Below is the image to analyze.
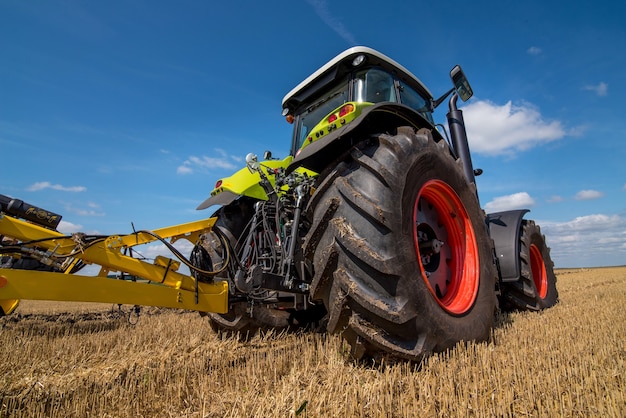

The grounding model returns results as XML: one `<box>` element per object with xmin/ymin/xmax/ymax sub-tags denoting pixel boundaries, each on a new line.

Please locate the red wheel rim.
<box><xmin>529</xmin><ymin>243</ymin><xmax>548</xmax><ymax>299</ymax></box>
<box><xmin>413</xmin><ymin>180</ymin><xmax>480</xmax><ymax>315</ymax></box>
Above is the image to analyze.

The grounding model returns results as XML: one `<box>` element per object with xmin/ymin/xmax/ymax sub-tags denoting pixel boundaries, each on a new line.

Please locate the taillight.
<box><xmin>215</xmin><ymin>180</ymin><xmax>222</xmax><ymax>188</ymax></box>
<box><xmin>339</xmin><ymin>104</ymin><xmax>354</xmax><ymax>117</ymax></box>
<box><xmin>328</xmin><ymin>114</ymin><xmax>338</xmax><ymax>123</ymax></box>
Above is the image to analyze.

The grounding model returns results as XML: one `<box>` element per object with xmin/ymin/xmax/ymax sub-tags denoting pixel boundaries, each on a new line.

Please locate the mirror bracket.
<box><xmin>431</xmin><ymin>65</ymin><xmax>474</xmax><ymax>110</ymax></box>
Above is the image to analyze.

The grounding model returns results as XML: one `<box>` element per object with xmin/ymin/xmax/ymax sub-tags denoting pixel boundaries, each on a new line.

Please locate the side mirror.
<box><xmin>450</xmin><ymin>65</ymin><xmax>473</xmax><ymax>102</ymax></box>
<box><xmin>263</xmin><ymin>150</ymin><xmax>273</xmax><ymax>160</ymax></box>
<box><xmin>245</xmin><ymin>153</ymin><xmax>260</xmax><ymax>172</ymax></box>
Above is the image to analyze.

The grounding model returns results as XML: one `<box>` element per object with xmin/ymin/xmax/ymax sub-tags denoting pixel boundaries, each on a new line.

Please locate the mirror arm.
<box><xmin>432</xmin><ymin>87</ymin><xmax>455</xmax><ymax>110</ymax></box>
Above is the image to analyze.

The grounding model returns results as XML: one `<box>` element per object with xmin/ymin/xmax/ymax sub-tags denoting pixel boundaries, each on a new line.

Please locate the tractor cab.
<box><xmin>281</xmin><ymin>46</ymin><xmax>435</xmax><ymax>157</ymax></box>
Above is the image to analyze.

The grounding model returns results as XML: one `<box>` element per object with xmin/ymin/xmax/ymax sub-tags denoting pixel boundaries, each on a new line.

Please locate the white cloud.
<box><xmin>549</xmin><ymin>214</ymin><xmax>618</xmax><ymax>232</ymax></box>
<box><xmin>177</xmin><ymin>150</ymin><xmax>239</xmax><ymax>175</ymax></box>
<box><xmin>527</xmin><ymin>46</ymin><xmax>542</xmax><ymax>55</ymax></box>
<box><xmin>26</xmin><ymin>181</ymin><xmax>86</xmax><ymax>192</ymax></box>
<box><xmin>540</xmin><ymin>214</ymin><xmax>626</xmax><ymax>267</ymax></box>
<box><xmin>57</xmin><ymin>220</ymin><xmax>83</xmax><ymax>234</ymax></box>
<box><xmin>548</xmin><ymin>195</ymin><xmax>564</xmax><ymax>203</ymax></box>
<box><xmin>64</xmin><ymin>201</ymin><xmax>106</xmax><ymax>217</ymax></box>
<box><xmin>177</xmin><ymin>164</ymin><xmax>193</xmax><ymax>175</ymax></box>
<box><xmin>575</xmin><ymin>189</ymin><xmax>604</xmax><ymax>200</ymax></box>
<box><xmin>462</xmin><ymin>100</ymin><xmax>565</xmax><ymax>156</ymax></box>
<box><xmin>583</xmin><ymin>82</ymin><xmax>608</xmax><ymax>97</ymax></box>
<box><xmin>484</xmin><ymin>192</ymin><xmax>535</xmax><ymax>212</ymax></box>
<box><xmin>306</xmin><ymin>0</ymin><xmax>357</xmax><ymax>45</ymax></box>
<box><xmin>73</xmin><ymin>208</ymin><xmax>105</xmax><ymax>216</ymax></box>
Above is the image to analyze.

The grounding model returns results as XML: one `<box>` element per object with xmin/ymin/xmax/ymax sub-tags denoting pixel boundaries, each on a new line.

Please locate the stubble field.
<box><xmin>1</xmin><ymin>267</ymin><xmax>625</xmax><ymax>417</ymax></box>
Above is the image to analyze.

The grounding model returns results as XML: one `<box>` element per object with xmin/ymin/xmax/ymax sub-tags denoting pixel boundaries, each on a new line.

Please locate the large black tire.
<box><xmin>304</xmin><ymin>127</ymin><xmax>498</xmax><ymax>361</ymax></box>
<box><xmin>195</xmin><ymin>198</ymin><xmax>293</xmax><ymax>337</ymax></box>
<box><xmin>500</xmin><ymin>220</ymin><xmax>558</xmax><ymax>311</ymax></box>
<box><xmin>192</xmin><ymin>198</ymin><xmax>262</xmax><ymax>335</ymax></box>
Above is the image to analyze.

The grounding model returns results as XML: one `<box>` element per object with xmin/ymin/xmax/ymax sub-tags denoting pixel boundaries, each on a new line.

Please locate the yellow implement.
<box><xmin>0</xmin><ymin>214</ymin><xmax>228</xmax><ymax>315</ymax></box>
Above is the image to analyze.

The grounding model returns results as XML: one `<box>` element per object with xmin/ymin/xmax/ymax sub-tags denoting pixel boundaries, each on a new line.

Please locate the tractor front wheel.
<box><xmin>500</xmin><ymin>220</ymin><xmax>558</xmax><ymax>311</ymax></box>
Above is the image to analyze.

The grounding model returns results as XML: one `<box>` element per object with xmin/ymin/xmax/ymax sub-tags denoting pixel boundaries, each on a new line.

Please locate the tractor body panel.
<box><xmin>288</xmin><ymin>102</ymin><xmax>439</xmax><ymax>174</ymax></box>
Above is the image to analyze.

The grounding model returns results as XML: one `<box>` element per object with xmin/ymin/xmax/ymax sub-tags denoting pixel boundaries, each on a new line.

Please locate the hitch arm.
<box><xmin>0</xmin><ymin>214</ymin><xmax>228</xmax><ymax>314</ymax></box>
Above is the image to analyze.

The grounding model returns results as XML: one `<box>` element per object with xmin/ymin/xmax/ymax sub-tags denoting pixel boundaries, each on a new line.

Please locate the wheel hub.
<box><xmin>416</xmin><ymin>224</ymin><xmax>445</xmax><ymax>272</ymax></box>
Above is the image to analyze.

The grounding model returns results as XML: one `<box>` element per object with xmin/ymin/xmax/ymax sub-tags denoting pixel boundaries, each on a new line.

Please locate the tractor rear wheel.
<box><xmin>305</xmin><ymin>127</ymin><xmax>498</xmax><ymax>361</ymax></box>
<box><xmin>500</xmin><ymin>220</ymin><xmax>558</xmax><ymax>311</ymax></box>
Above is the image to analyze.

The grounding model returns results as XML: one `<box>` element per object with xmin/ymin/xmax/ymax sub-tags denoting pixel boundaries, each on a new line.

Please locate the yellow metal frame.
<box><xmin>0</xmin><ymin>214</ymin><xmax>228</xmax><ymax>315</ymax></box>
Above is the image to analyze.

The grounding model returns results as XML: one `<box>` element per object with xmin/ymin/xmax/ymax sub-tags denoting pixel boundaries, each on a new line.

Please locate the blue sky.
<box><xmin>1</xmin><ymin>0</ymin><xmax>624</xmax><ymax>268</ymax></box>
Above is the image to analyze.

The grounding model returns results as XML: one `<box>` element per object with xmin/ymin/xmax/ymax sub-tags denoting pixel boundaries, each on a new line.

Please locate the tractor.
<box><xmin>0</xmin><ymin>46</ymin><xmax>558</xmax><ymax>361</ymax></box>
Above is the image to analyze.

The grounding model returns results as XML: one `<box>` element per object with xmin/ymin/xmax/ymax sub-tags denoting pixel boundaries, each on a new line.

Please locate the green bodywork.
<box><xmin>206</xmin><ymin>101</ymin><xmax>370</xmax><ymax>206</ymax></box>
<box><xmin>207</xmin><ymin>156</ymin><xmax>317</xmax><ymax>205</ymax></box>
<box><xmin>299</xmin><ymin>101</ymin><xmax>372</xmax><ymax>152</ymax></box>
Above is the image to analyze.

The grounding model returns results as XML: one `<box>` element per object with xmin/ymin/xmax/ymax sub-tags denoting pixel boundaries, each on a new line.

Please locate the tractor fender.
<box><xmin>197</xmin><ymin>156</ymin><xmax>293</xmax><ymax>210</ymax></box>
<box><xmin>486</xmin><ymin>209</ymin><xmax>529</xmax><ymax>282</ymax></box>
<box><xmin>287</xmin><ymin>102</ymin><xmax>439</xmax><ymax>174</ymax></box>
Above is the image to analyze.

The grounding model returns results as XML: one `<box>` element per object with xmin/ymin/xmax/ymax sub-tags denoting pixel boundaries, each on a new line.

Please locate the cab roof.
<box><xmin>281</xmin><ymin>46</ymin><xmax>433</xmax><ymax>114</ymax></box>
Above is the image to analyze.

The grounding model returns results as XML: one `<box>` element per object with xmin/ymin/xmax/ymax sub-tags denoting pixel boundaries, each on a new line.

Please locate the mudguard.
<box><xmin>197</xmin><ymin>156</ymin><xmax>294</xmax><ymax>210</ymax></box>
<box><xmin>196</xmin><ymin>157</ymin><xmax>318</xmax><ymax>210</ymax></box>
<box><xmin>486</xmin><ymin>209</ymin><xmax>529</xmax><ymax>282</ymax></box>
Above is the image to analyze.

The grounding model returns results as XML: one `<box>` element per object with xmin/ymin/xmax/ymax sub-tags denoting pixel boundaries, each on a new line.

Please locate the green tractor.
<box><xmin>193</xmin><ymin>46</ymin><xmax>559</xmax><ymax>361</ymax></box>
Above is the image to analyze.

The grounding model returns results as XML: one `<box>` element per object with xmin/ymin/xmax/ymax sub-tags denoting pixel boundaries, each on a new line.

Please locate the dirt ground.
<box><xmin>1</xmin><ymin>266</ymin><xmax>625</xmax><ymax>417</ymax></box>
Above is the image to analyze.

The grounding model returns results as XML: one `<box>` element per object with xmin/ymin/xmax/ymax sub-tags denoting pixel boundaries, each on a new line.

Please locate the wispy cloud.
<box><xmin>575</xmin><ymin>189</ymin><xmax>604</xmax><ymax>200</ymax></box>
<box><xmin>306</xmin><ymin>0</ymin><xmax>357</xmax><ymax>45</ymax></box>
<box><xmin>27</xmin><ymin>181</ymin><xmax>86</xmax><ymax>192</ymax></box>
<box><xmin>527</xmin><ymin>46</ymin><xmax>542</xmax><ymax>55</ymax></box>
<box><xmin>583</xmin><ymin>82</ymin><xmax>608</xmax><ymax>97</ymax></box>
<box><xmin>463</xmin><ymin>100</ymin><xmax>565</xmax><ymax>156</ymax></box>
<box><xmin>177</xmin><ymin>149</ymin><xmax>239</xmax><ymax>175</ymax></box>
<box><xmin>177</xmin><ymin>165</ymin><xmax>193</xmax><ymax>175</ymax></box>
<box><xmin>57</xmin><ymin>220</ymin><xmax>83</xmax><ymax>234</ymax></box>
<box><xmin>64</xmin><ymin>201</ymin><xmax>105</xmax><ymax>217</ymax></box>
<box><xmin>484</xmin><ymin>192</ymin><xmax>535</xmax><ymax>212</ymax></box>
